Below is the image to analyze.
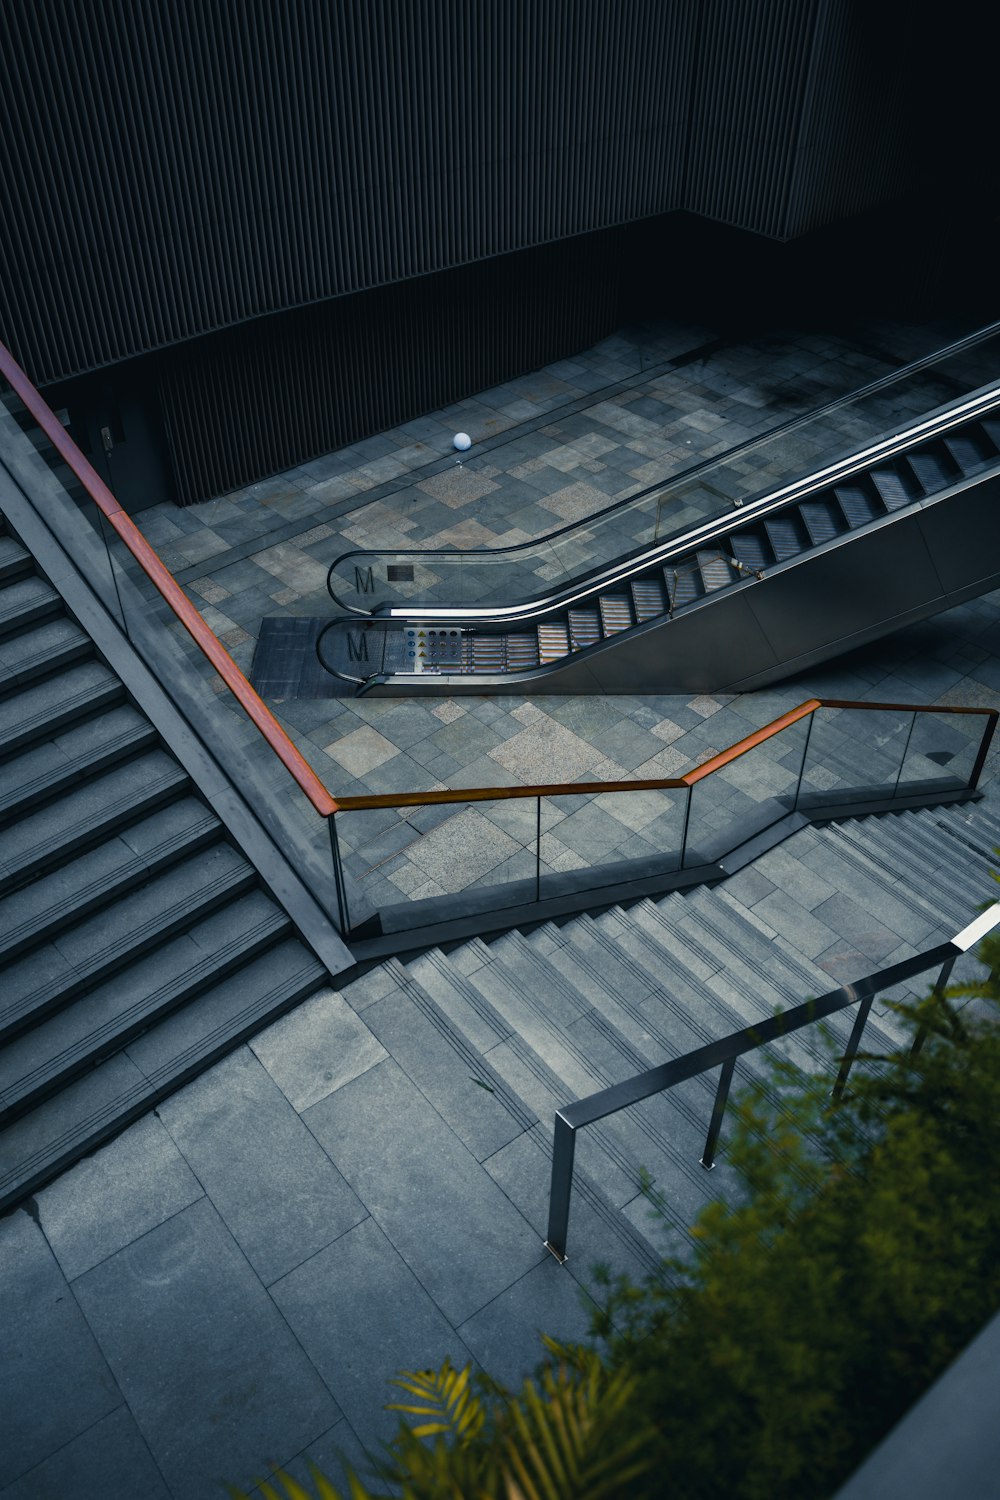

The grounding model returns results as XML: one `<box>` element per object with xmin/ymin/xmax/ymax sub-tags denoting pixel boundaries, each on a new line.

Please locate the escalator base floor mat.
<box><xmin>249</xmin><ymin>617</ymin><xmax>352</xmax><ymax>698</ymax></box>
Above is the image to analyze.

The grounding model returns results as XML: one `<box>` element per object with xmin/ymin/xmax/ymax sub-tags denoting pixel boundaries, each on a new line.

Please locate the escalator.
<box><xmin>318</xmin><ymin>375</ymin><xmax>1000</xmax><ymax>697</ymax></box>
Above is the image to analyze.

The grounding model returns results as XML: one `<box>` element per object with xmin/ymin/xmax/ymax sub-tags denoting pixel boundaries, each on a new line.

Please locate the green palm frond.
<box><xmin>226</xmin><ymin>1459</ymin><xmax>376</xmax><ymax>1500</ymax></box>
<box><xmin>387</xmin><ymin>1358</ymin><xmax>485</xmax><ymax>1440</ymax></box>
<box><xmin>500</xmin><ymin>1349</ymin><xmax>654</xmax><ymax>1500</ymax></box>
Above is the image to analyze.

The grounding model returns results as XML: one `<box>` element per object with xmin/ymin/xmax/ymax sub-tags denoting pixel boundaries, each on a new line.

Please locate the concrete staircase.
<box><xmin>0</xmin><ymin>513</ymin><xmax>330</xmax><ymax>1213</ymax></box>
<box><xmin>340</xmin><ymin>799</ymin><xmax>1000</xmax><ymax>1268</ymax></box>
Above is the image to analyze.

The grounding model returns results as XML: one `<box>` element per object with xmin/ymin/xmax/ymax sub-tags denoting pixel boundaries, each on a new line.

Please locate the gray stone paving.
<box><xmin>3</xmin><ymin>313</ymin><xmax>1000</xmax><ymax>1498</ymax></box>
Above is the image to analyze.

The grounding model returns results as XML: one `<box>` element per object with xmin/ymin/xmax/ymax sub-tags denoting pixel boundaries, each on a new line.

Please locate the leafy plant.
<box><xmin>227</xmin><ymin>1345</ymin><xmax>656</xmax><ymax>1500</ymax></box>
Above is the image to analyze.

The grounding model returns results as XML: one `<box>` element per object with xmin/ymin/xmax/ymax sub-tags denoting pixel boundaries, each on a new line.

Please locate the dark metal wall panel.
<box><xmin>157</xmin><ymin>230</ymin><xmax>622</xmax><ymax>505</ymax></box>
<box><xmin>783</xmin><ymin>2</ymin><xmax>916</xmax><ymax>238</ymax></box>
<box><xmin>0</xmin><ymin>0</ymin><xmax>693</xmax><ymax>386</ymax></box>
<box><xmin>682</xmin><ymin>0</ymin><xmax>819</xmax><ymax>240</ymax></box>
<box><xmin>0</xmin><ymin>0</ymin><xmax>929</xmax><ymax>389</ymax></box>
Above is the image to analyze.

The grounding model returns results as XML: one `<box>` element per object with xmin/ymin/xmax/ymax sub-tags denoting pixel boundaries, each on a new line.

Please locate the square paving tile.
<box><xmin>0</xmin><ymin>1213</ymin><xmax>121</xmax><ymax>1489</ymax></box>
<box><xmin>303</xmin><ymin>1059</ymin><xmax>543</xmax><ymax>1326</ymax></box>
<box><xmin>270</xmin><ymin>1218</ymin><xmax>473</xmax><ymax>1448</ymax></box>
<box><xmin>324</xmin><ymin>725</ymin><xmax>400</xmax><ymax>776</ymax></box>
<box><xmin>36</xmin><ymin>1113</ymin><xmax>203</xmax><ymax>1282</ymax></box>
<box><xmin>158</xmin><ymin>1048</ymin><xmax>369</xmax><ymax>1285</ymax></box>
<box><xmin>403</xmin><ymin>807</ymin><xmax>523</xmax><ymax>892</ymax></box>
<box><xmin>0</xmin><ymin>1405</ymin><xmax>170</xmax><ymax>1500</ymax></box>
<box><xmin>73</xmin><ymin>1199</ymin><xmax>339</xmax><ymax>1500</ymax></box>
<box><xmin>251</xmin><ymin>985</ymin><xmax>388</xmax><ymax>1111</ymax></box>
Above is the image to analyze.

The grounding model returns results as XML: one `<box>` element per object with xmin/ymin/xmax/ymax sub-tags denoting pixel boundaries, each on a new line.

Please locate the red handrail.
<box><xmin>0</xmin><ymin>341</ymin><xmax>338</xmax><ymax>818</ymax></box>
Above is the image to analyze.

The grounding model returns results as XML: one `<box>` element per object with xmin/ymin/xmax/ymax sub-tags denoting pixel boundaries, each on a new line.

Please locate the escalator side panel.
<box><xmin>916</xmin><ymin>470</ymin><xmax>1000</xmax><ymax>594</ymax></box>
<box><xmin>745</xmin><ymin>513</ymin><xmax>944</xmax><ymax>663</ymax></box>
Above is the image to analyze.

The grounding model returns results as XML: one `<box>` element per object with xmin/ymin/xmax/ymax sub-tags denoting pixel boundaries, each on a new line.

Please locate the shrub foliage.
<box><xmin>231</xmin><ymin>937</ymin><xmax>1000</xmax><ymax>1500</ymax></box>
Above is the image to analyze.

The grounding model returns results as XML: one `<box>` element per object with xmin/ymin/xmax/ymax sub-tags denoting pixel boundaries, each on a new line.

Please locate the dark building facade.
<box><xmin>0</xmin><ymin>0</ymin><xmax>986</xmax><ymax>508</ymax></box>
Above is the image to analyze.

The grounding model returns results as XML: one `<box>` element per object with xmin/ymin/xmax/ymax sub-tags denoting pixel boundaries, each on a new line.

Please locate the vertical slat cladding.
<box><xmin>783</xmin><ymin>3</ymin><xmax>920</xmax><ymax>238</ymax></box>
<box><xmin>157</xmin><ymin>230</ymin><xmax>620</xmax><ymax>505</ymax></box>
<box><xmin>0</xmin><ymin>0</ymin><xmax>917</xmax><ymax>388</ymax></box>
<box><xmin>684</xmin><ymin>0</ymin><xmax>820</xmax><ymax>240</ymax></box>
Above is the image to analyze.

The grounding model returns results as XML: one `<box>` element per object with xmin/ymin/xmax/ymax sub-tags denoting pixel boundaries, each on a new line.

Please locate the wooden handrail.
<box><xmin>2</xmin><ymin>349</ymin><xmax>992</xmax><ymax>829</ymax></box>
<box><xmin>0</xmin><ymin>341</ymin><xmax>339</xmax><ymax>819</ymax></box>
<box><xmin>331</xmin><ymin>697</ymin><xmax>997</xmax><ymax>812</ymax></box>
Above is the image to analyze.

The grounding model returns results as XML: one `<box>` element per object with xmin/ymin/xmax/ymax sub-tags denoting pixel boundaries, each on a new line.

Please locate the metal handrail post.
<box><xmin>832</xmin><ymin>994</ymin><xmax>875</xmax><ymax>1101</ymax></box>
<box><xmin>700</xmin><ymin>1056</ymin><xmax>736</xmax><ymax>1169</ymax></box>
<box><xmin>968</xmin><ymin>710</ymin><xmax>999</xmax><ymax>791</ymax></box>
<box><xmin>910</xmin><ymin>953</ymin><xmax>959</xmax><ymax>1058</ymax></box>
<box><xmin>890</xmin><ymin>711</ymin><xmax>918</xmax><ymax>801</ymax></box>
<box><xmin>679</xmin><ymin>782</ymin><xmax>693</xmax><ymax>868</ymax></box>
<box><xmin>791</xmin><ymin>708</ymin><xmax>816</xmax><ymax>813</ymax></box>
<box><xmin>544</xmin><ymin>1111</ymin><xmax>577</xmax><ymax>1263</ymax></box>
<box><xmin>328</xmin><ymin>814</ymin><xmax>352</xmax><ymax>936</ymax></box>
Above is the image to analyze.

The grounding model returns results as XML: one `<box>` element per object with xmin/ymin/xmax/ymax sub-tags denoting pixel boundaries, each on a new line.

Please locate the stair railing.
<box><xmin>2</xmin><ymin>341</ymin><xmax>996</xmax><ymax>946</ymax></box>
<box><xmin>0</xmin><ymin>341</ymin><xmax>347</xmax><ymax>928</ymax></box>
<box><xmin>543</xmin><ymin>902</ymin><xmax>1000</xmax><ymax>1262</ymax></box>
<box><xmin>328</xmin><ymin>697</ymin><xmax>997</xmax><ymax>938</ymax></box>
<box><xmin>326</xmin><ymin>318</ymin><xmax>1000</xmax><ymax>615</ymax></box>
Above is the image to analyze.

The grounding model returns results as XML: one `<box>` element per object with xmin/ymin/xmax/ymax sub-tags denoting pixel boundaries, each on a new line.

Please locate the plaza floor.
<box><xmin>3</xmin><ymin>312</ymin><xmax>1000</xmax><ymax>1500</ymax></box>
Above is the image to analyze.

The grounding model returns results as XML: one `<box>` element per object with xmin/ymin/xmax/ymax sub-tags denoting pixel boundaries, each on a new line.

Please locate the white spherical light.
<box><xmin>453</xmin><ymin>431</ymin><xmax>472</xmax><ymax>451</ymax></box>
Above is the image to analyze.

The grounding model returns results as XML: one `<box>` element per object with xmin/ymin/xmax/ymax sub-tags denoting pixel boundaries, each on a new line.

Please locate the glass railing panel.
<box><xmin>327</xmin><ymin>323</ymin><xmax>1000</xmax><ymax>618</ymax></box>
<box><xmin>98</xmin><ymin>527</ymin><xmax>343</xmax><ymax>921</ymax></box>
<box><xmin>335</xmin><ymin>797</ymin><xmax>537</xmax><ymax>933</ymax></box>
<box><xmin>896</xmin><ymin>711</ymin><xmax>983</xmax><ymax>796</ymax></box>
<box><xmin>0</xmin><ymin>389</ymin><xmax>345</xmax><ymax>926</ymax></box>
<box><xmin>538</xmin><ymin>785</ymin><xmax>688</xmax><ymax>899</ymax></box>
<box><xmin>0</xmin><ymin>390</ymin><xmax>127</xmax><ymax>632</ymax></box>
<box><xmin>682</xmin><ymin>717</ymin><xmax>811</xmax><ymax>867</ymax></box>
<box><xmin>328</xmin><ymin>537</ymin><xmax>564</xmax><ymax>613</ymax></box>
<box><xmin>796</xmin><ymin>705</ymin><xmax>913</xmax><ymax>809</ymax></box>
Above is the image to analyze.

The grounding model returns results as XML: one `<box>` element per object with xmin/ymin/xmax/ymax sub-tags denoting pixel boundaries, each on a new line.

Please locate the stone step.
<box><xmin>0</xmin><ymin>615</ymin><xmax>93</xmax><ymax>699</ymax></box>
<box><xmin>0</xmin><ymin>701</ymin><xmax>159</xmax><ymax>824</ymax></box>
<box><xmin>440</xmin><ymin>940</ymin><xmax>741</xmax><ymax>1229</ymax></box>
<box><xmin>0</xmin><ymin>938</ymin><xmax>328</xmax><ymax>1215</ymax></box>
<box><xmin>0</xmin><ymin>532</ymin><xmax>33</xmax><ymax>584</ymax></box>
<box><xmin>0</xmin><ymin>890</ymin><xmax>292</xmax><ymax>1122</ymax></box>
<box><xmin>834</xmin><ymin>815</ymin><xmax>986</xmax><ymax>918</ymax></box>
<box><xmin>350</xmin><ymin>957</ymin><xmax>535</xmax><ymax>1161</ymax></box>
<box><xmin>0</xmin><ymin>656</ymin><xmax>125</xmax><ymax>762</ymax></box>
<box><xmin>0</xmin><ymin>747</ymin><xmax>189</xmax><ymax>896</ymax></box>
<box><xmin>0</xmin><ymin>797</ymin><xmax>222</xmax><ymax>965</ymax></box>
<box><xmin>0</xmin><ymin>572</ymin><xmax>63</xmax><ymax>641</ymax></box>
<box><xmin>408</xmin><ymin>943</ymin><xmax>724</xmax><ymax>1240</ymax></box>
<box><xmin>675</xmin><ymin>883</ymin><xmax>903</xmax><ymax>1054</ymax></box>
<box><xmin>489</xmin><ymin>927</ymin><xmax>729</xmax><ymax>1161</ymax></box>
<box><xmin>0</xmin><ymin>842</ymin><xmax>258</xmax><ymax>1041</ymax></box>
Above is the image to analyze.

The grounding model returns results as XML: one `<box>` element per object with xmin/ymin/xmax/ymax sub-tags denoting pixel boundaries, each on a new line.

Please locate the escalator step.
<box><xmin>832</xmin><ymin>481</ymin><xmax>881</xmax><ymax>528</ymax></box>
<box><xmin>667</xmin><ymin>560</ymin><xmax>704</xmax><ymax>608</ymax></box>
<box><xmin>567</xmin><ymin>610</ymin><xmax>601</xmax><ymax>650</ymax></box>
<box><xmin>943</xmin><ymin>426</ymin><xmax>997</xmax><ymax>475</ymax></box>
<box><xmin>506</xmin><ymin>634</ymin><xmax>539</xmax><ymax>670</ymax></box>
<box><xmin>763</xmin><ymin>513</ymin><xmax>808</xmax><ymax>561</ymax></box>
<box><xmin>697</xmin><ymin>551</ymin><xmax>739</xmax><ymax>592</ymax></box>
<box><xmin>537</xmin><ymin>622</ymin><xmax>570</xmax><ymax>663</ymax></box>
<box><xmin>730</xmin><ymin>528</ymin><xmax>771</xmax><ymax>570</ymax></box>
<box><xmin>470</xmin><ymin>636</ymin><xmax>506</xmax><ymax>672</ymax></box>
<box><xmin>979</xmin><ymin>416</ymin><xmax>1000</xmax><ymax>451</ymax></box>
<box><xmin>597</xmin><ymin>596</ymin><xmax>633</xmax><ymax>635</ymax></box>
<box><xmin>869</xmin><ymin>460</ymin><xmax>922</xmax><ymax>510</ymax></box>
<box><xmin>630</xmin><ymin>578</ymin><xmax>666</xmax><ymax>621</ymax></box>
<box><xmin>798</xmin><ymin>497</ymin><xmax>846</xmax><ymax>546</ymax></box>
<box><xmin>906</xmin><ymin>442</ymin><xmax>960</xmax><ymax>492</ymax></box>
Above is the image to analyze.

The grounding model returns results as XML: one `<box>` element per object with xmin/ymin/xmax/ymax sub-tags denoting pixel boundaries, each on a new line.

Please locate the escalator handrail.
<box><xmin>328</xmin><ymin>317</ymin><xmax>1000</xmax><ymax>614</ymax></box>
<box><xmin>364</xmin><ymin>379</ymin><xmax>1000</xmax><ymax>628</ymax></box>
